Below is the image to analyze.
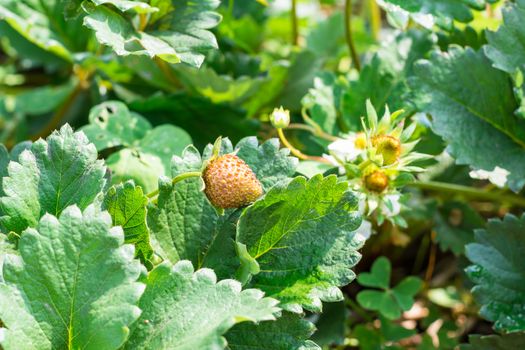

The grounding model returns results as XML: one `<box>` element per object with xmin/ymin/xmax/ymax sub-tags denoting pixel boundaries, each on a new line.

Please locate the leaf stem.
<box><xmin>344</xmin><ymin>0</ymin><xmax>361</xmax><ymax>71</ymax></box>
<box><xmin>146</xmin><ymin>171</ymin><xmax>202</xmax><ymax>199</ymax></box>
<box><xmin>410</xmin><ymin>181</ymin><xmax>525</xmax><ymax>207</ymax></box>
<box><xmin>291</xmin><ymin>0</ymin><xmax>299</xmax><ymax>45</ymax></box>
<box><xmin>277</xmin><ymin>128</ymin><xmax>331</xmax><ymax>163</ymax></box>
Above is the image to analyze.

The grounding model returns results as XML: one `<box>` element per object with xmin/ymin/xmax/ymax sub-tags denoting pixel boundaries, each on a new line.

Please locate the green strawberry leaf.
<box><xmin>410</xmin><ymin>46</ymin><xmax>525</xmax><ymax>192</ymax></box>
<box><xmin>237</xmin><ymin>174</ymin><xmax>364</xmax><ymax>312</ymax></box>
<box><xmin>0</xmin><ymin>124</ymin><xmax>107</xmax><ymax>234</ymax></box>
<box><xmin>357</xmin><ymin>256</ymin><xmax>391</xmax><ymax>290</ymax></box>
<box><xmin>461</xmin><ymin>333</ymin><xmax>525</xmax><ymax>350</ymax></box>
<box><xmin>125</xmin><ymin>260</ymin><xmax>280</xmax><ymax>350</ymax></box>
<box><xmin>234</xmin><ymin>137</ymin><xmax>298</xmax><ymax>190</ymax></box>
<box><xmin>81</xmin><ymin>101</ymin><xmax>192</xmax><ymax>192</ymax></box>
<box><xmin>147</xmin><ymin>145</ymin><xmax>219</xmax><ymax>267</ymax></box>
<box><xmin>378</xmin><ymin>0</ymin><xmax>490</xmax><ymax>29</ymax></box>
<box><xmin>103</xmin><ymin>180</ymin><xmax>154</xmax><ymax>266</ymax></box>
<box><xmin>82</xmin><ymin>0</ymin><xmax>221</xmax><ymax>67</ymax></box>
<box><xmin>80</xmin><ymin>101</ymin><xmax>152</xmax><ymax>151</ymax></box>
<box><xmin>434</xmin><ymin>201</ymin><xmax>485</xmax><ymax>256</ymax></box>
<box><xmin>0</xmin><ymin>145</ymin><xmax>8</xmax><ymax>196</ymax></box>
<box><xmin>106</xmin><ymin>148</ymin><xmax>165</xmax><ymax>193</ymax></box>
<box><xmin>342</xmin><ymin>30</ymin><xmax>434</xmax><ymax>129</ymax></box>
<box><xmin>484</xmin><ymin>0</ymin><xmax>525</xmax><ymax>75</ymax></box>
<box><xmin>225</xmin><ymin>312</ymin><xmax>321</xmax><ymax>350</ymax></box>
<box><xmin>148</xmin><ymin>137</ymin><xmax>298</xmax><ymax>279</ymax></box>
<box><xmin>465</xmin><ymin>214</ymin><xmax>525</xmax><ymax>332</ymax></box>
<box><xmin>0</xmin><ymin>205</ymin><xmax>145</xmax><ymax>350</ymax></box>
<box><xmin>174</xmin><ymin>65</ymin><xmax>266</xmax><ymax>105</ymax></box>
<box><xmin>0</xmin><ymin>1</ymin><xmax>89</xmax><ymax>62</ymax></box>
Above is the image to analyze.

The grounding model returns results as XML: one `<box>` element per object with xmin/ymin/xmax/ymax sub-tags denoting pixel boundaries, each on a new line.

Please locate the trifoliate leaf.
<box><xmin>465</xmin><ymin>214</ymin><xmax>525</xmax><ymax>332</ymax></box>
<box><xmin>410</xmin><ymin>46</ymin><xmax>525</xmax><ymax>192</ymax></box>
<box><xmin>460</xmin><ymin>333</ymin><xmax>525</xmax><ymax>350</ymax></box>
<box><xmin>125</xmin><ymin>260</ymin><xmax>280</xmax><ymax>350</ymax></box>
<box><xmin>82</xmin><ymin>0</ymin><xmax>221</xmax><ymax>67</ymax></box>
<box><xmin>103</xmin><ymin>180</ymin><xmax>153</xmax><ymax>266</ymax></box>
<box><xmin>237</xmin><ymin>175</ymin><xmax>364</xmax><ymax>312</ymax></box>
<box><xmin>356</xmin><ymin>257</ymin><xmax>422</xmax><ymax>320</ymax></box>
<box><xmin>226</xmin><ymin>313</ymin><xmax>320</xmax><ymax>350</ymax></box>
<box><xmin>0</xmin><ymin>205</ymin><xmax>145</xmax><ymax>350</ymax></box>
<box><xmin>91</xmin><ymin>0</ymin><xmax>159</xmax><ymax>14</ymax></box>
<box><xmin>0</xmin><ymin>124</ymin><xmax>107</xmax><ymax>234</ymax></box>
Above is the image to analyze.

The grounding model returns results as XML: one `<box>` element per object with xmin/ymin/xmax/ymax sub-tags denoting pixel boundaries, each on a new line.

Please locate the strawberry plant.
<box><xmin>1</xmin><ymin>0</ymin><xmax>525</xmax><ymax>349</ymax></box>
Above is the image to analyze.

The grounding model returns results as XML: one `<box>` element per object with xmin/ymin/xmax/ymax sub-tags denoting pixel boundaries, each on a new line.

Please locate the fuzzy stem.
<box><xmin>411</xmin><ymin>181</ymin><xmax>525</xmax><ymax>207</ymax></box>
<box><xmin>277</xmin><ymin>128</ymin><xmax>331</xmax><ymax>163</ymax></box>
<box><xmin>344</xmin><ymin>0</ymin><xmax>361</xmax><ymax>71</ymax></box>
<box><xmin>146</xmin><ymin>171</ymin><xmax>202</xmax><ymax>199</ymax></box>
<box><xmin>291</xmin><ymin>0</ymin><xmax>299</xmax><ymax>45</ymax></box>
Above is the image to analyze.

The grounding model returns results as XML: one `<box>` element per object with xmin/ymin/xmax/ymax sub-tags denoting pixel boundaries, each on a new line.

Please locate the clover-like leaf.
<box><xmin>82</xmin><ymin>0</ymin><xmax>221</xmax><ymax>67</ymax></box>
<box><xmin>0</xmin><ymin>205</ymin><xmax>145</xmax><ymax>350</ymax></box>
<box><xmin>125</xmin><ymin>260</ymin><xmax>280</xmax><ymax>350</ymax></box>
<box><xmin>0</xmin><ymin>124</ymin><xmax>107</xmax><ymax>234</ymax></box>
<box><xmin>356</xmin><ymin>257</ymin><xmax>422</xmax><ymax>320</ymax></box>
<box><xmin>410</xmin><ymin>46</ymin><xmax>525</xmax><ymax>192</ymax></box>
<box><xmin>237</xmin><ymin>174</ymin><xmax>364</xmax><ymax>313</ymax></box>
<box><xmin>465</xmin><ymin>214</ymin><xmax>525</xmax><ymax>332</ymax></box>
<box><xmin>103</xmin><ymin>180</ymin><xmax>153</xmax><ymax>266</ymax></box>
<box><xmin>225</xmin><ymin>313</ymin><xmax>321</xmax><ymax>350</ymax></box>
<box><xmin>357</xmin><ymin>256</ymin><xmax>391</xmax><ymax>289</ymax></box>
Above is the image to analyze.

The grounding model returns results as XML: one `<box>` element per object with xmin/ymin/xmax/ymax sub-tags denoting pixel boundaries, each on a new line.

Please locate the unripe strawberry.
<box><xmin>364</xmin><ymin>170</ymin><xmax>389</xmax><ymax>193</ymax></box>
<box><xmin>203</xmin><ymin>154</ymin><xmax>263</xmax><ymax>209</ymax></box>
<box><xmin>372</xmin><ymin>135</ymin><xmax>401</xmax><ymax>165</ymax></box>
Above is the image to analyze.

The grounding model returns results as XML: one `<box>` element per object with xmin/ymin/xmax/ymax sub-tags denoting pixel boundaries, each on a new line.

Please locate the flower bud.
<box><xmin>270</xmin><ymin>106</ymin><xmax>290</xmax><ymax>129</ymax></box>
<box><xmin>364</xmin><ymin>170</ymin><xmax>389</xmax><ymax>193</ymax></box>
<box><xmin>372</xmin><ymin>135</ymin><xmax>401</xmax><ymax>165</ymax></box>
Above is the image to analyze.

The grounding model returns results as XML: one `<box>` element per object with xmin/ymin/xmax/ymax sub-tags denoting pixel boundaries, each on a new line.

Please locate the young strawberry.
<box><xmin>203</xmin><ymin>154</ymin><xmax>263</xmax><ymax>209</ymax></box>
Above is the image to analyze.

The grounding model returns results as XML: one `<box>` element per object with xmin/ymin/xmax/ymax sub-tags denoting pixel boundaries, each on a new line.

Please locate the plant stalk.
<box><xmin>146</xmin><ymin>171</ymin><xmax>203</xmax><ymax>199</ymax></box>
<box><xmin>411</xmin><ymin>181</ymin><xmax>525</xmax><ymax>207</ymax></box>
<box><xmin>291</xmin><ymin>0</ymin><xmax>299</xmax><ymax>45</ymax></box>
<box><xmin>344</xmin><ymin>0</ymin><xmax>361</xmax><ymax>71</ymax></box>
<box><xmin>277</xmin><ymin>128</ymin><xmax>331</xmax><ymax>163</ymax></box>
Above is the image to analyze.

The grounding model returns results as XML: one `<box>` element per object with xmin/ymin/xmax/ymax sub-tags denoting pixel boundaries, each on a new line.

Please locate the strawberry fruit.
<box><xmin>203</xmin><ymin>154</ymin><xmax>263</xmax><ymax>209</ymax></box>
